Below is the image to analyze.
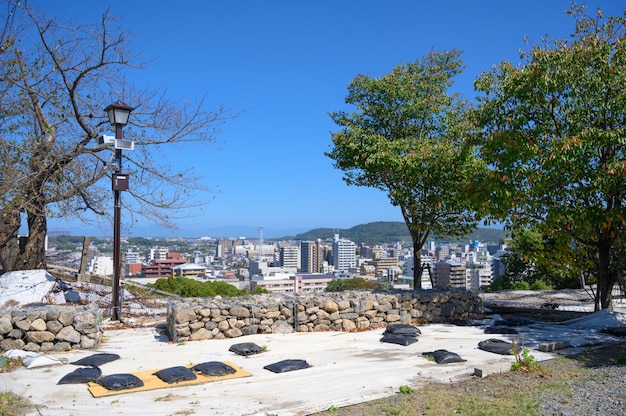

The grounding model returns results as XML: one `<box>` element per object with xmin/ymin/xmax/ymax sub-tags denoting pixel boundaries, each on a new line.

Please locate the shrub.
<box><xmin>326</xmin><ymin>277</ymin><xmax>379</xmax><ymax>292</ymax></box>
<box><xmin>149</xmin><ymin>277</ymin><xmax>245</xmax><ymax>297</ymax></box>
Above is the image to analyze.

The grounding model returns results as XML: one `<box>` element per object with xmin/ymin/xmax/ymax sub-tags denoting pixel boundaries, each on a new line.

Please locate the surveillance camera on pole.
<box><xmin>98</xmin><ymin>134</ymin><xmax>115</xmax><ymax>146</ymax></box>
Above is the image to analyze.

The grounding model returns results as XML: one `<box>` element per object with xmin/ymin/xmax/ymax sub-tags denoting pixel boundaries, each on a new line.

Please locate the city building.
<box><xmin>279</xmin><ymin>246</ymin><xmax>300</xmax><ymax>269</ymax></box>
<box><xmin>332</xmin><ymin>234</ymin><xmax>356</xmax><ymax>272</ymax></box>
<box><xmin>301</xmin><ymin>240</ymin><xmax>325</xmax><ymax>273</ymax></box>
<box><xmin>88</xmin><ymin>256</ymin><xmax>113</xmax><ymax>276</ymax></box>
<box><xmin>141</xmin><ymin>252</ymin><xmax>187</xmax><ymax>278</ymax></box>
<box><xmin>173</xmin><ymin>263</ymin><xmax>207</xmax><ymax>279</ymax></box>
<box><xmin>433</xmin><ymin>261</ymin><xmax>467</xmax><ymax>288</ymax></box>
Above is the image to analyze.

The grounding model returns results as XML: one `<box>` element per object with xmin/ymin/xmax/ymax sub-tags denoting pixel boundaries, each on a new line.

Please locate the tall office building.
<box><xmin>332</xmin><ymin>234</ymin><xmax>356</xmax><ymax>271</ymax></box>
<box><xmin>301</xmin><ymin>240</ymin><xmax>324</xmax><ymax>273</ymax></box>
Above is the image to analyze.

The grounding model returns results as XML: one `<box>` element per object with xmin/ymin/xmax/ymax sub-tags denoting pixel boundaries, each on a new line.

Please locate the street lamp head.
<box><xmin>104</xmin><ymin>101</ymin><xmax>134</xmax><ymax>126</ymax></box>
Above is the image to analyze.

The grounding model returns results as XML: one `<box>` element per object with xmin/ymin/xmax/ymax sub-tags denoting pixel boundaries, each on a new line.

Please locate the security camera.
<box><xmin>98</xmin><ymin>134</ymin><xmax>115</xmax><ymax>145</ymax></box>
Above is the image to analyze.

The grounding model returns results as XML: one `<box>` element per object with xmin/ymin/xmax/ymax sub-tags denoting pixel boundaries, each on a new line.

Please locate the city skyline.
<box><xmin>30</xmin><ymin>0</ymin><xmax>622</xmax><ymax>239</ymax></box>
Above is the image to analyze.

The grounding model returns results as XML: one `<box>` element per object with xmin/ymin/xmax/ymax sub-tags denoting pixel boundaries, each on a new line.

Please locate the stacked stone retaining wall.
<box><xmin>0</xmin><ymin>305</ymin><xmax>102</xmax><ymax>353</ymax></box>
<box><xmin>168</xmin><ymin>290</ymin><xmax>483</xmax><ymax>342</ymax></box>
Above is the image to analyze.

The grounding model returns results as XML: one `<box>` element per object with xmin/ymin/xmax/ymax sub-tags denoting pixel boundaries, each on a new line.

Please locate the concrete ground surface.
<box><xmin>3</xmin><ymin>314</ymin><xmax>625</xmax><ymax>416</ymax></box>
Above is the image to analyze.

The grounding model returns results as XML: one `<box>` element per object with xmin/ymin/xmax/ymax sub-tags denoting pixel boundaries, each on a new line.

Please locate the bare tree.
<box><xmin>0</xmin><ymin>2</ymin><xmax>236</xmax><ymax>272</ymax></box>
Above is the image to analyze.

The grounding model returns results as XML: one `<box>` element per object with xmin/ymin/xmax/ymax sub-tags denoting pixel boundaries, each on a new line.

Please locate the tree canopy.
<box><xmin>0</xmin><ymin>2</ymin><xmax>235</xmax><ymax>272</ymax></box>
<box><xmin>472</xmin><ymin>4</ymin><xmax>626</xmax><ymax>309</ymax></box>
<box><xmin>327</xmin><ymin>49</ymin><xmax>482</xmax><ymax>289</ymax></box>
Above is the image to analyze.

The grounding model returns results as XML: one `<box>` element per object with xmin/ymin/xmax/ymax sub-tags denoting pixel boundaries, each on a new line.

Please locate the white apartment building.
<box><xmin>466</xmin><ymin>249</ymin><xmax>494</xmax><ymax>289</ymax></box>
<box><xmin>126</xmin><ymin>250</ymin><xmax>142</xmax><ymax>264</ymax></box>
<box><xmin>332</xmin><ymin>234</ymin><xmax>356</xmax><ymax>272</ymax></box>
<box><xmin>147</xmin><ymin>247</ymin><xmax>168</xmax><ymax>261</ymax></box>
<box><xmin>280</xmin><ymin>246</ymin><xmax>300</xmax><ymax>269</ymax></box>
<box><xmin>88</xmin><ymin>256</ymin><xmax>114</xmax><ymax>276</ymax></box>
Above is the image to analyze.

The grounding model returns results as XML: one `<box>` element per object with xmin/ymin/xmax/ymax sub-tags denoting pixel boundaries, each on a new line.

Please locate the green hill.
<box><xmin>293</xmin><ymin>221</ymin><xmax>508</xmax><ymax>244</ymax></box>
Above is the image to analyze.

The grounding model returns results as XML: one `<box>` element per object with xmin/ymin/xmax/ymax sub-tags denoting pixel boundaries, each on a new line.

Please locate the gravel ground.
<box><xmin>539</xmin><ymin>343</ymin><xmax>626</xmax><ymax>416</ymax></box>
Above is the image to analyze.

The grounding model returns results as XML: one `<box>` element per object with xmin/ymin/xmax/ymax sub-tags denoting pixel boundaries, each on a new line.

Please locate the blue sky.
<box><xmin>36</xmin><ymin>1</ymin><xmax>623</xmax><ymax>238</ymax></box>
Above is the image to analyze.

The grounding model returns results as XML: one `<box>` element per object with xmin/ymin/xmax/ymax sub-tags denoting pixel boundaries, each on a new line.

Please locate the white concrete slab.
<box><xmin>0</xmin><ymin>324</ymin><xmax>559</xmax><ymax>416</ymax></box>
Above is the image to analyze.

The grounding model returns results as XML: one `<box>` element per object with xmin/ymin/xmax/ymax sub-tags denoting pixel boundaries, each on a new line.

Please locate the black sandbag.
<box><xmin>478</xmin><ymin>338</ymin><xmax>516</xmax><ymax>355</ymax></box>
<box><xmin>192</xmin><ymin>361</ymin><xmax>236</xmax><ymax>376</ymax></box>
<box><xmin>383</xmin><ymin>324</ymin><xmax>421</xmax><ymax>337</ymax></box>
<box><xmin>71</xmin><ymin>353</ymin><xmax>121</xmax><ymax>367</ymax></box>
<box><xmin>484</xmin><ymin>326</ymin><xmax>518</xmax><ymax>334</ymax></box>
<box><xmin>57</xmin><ymin>366</ymin><xmax>102</xmax><ymax>384</ymax></box>
<box><xmin>380</xmin><ymin>333</ymin><xmax>419</xmax><ymax>346</ymax></box>
<box><xmin>153</xmin><ymin>366</ymin><xmax>197</xmax><ymax>384</ymax></box>
<box><xmin>97</xmin><ymin>373</ymin><xmax>144</xmax><ymax>391</ymax></box>
<box><xmin>263</xmin><ymin>359</ymin><xmax>310</xmax><ymax>373</ymax></box>
<box><xmin>422</xmin><ymin>349</ymin><xmax>466</xmax><ymax>364</ymax></box>
<box><xmin>229</xmin><ymin>342</ymin><xmax>263</xmax><ymax>356</ymax></box>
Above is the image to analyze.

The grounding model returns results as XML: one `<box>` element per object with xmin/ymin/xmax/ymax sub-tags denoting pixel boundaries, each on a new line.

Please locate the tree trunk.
<box><xmin>412</xmin><ymin>238</ymin><xmax>422</xmax><ymax>290</ymax></box>
<box><xmin>597</xmin><ymin>240</ymin><xmax>614</xmax><ymax>311</ymax></box>
<box><xmin>0</xmin><ymin>209</ymin><xmax>22</xmax><ymax>272</ymax></box>
<box><xmin>22</xmin><ymin>209</ymin><xmax>47</xmax><ymax>270</ymax></box>
<box><xmin>0</xmin><ymin>207</ymin><xmax>47</xmax><ymax>273</ymax></box>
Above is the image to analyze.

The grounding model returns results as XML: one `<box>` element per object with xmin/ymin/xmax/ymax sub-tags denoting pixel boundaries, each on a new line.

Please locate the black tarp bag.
<box><xmin>192</xmin><ymin>361</ymin><xmax>237</xmax><ymax>376</ymax></box>
<box><xmin>57</xmin><ymin>366</ymin><xmax>102</xmax><ymax>384</ymax></box>
<box><xmin>263</xmin><ymin>359</ymin><xmax>310</xmax><ymax>373</ymax></box>
<box><xmin>97</xmin><ymin>373</ymin><xmax>144</xmax><ymax>391</ymax></box>
<box><xmin>153</xmin><ymin>366</ymin><xmax>197</xmax><ymax>384</ymax></box>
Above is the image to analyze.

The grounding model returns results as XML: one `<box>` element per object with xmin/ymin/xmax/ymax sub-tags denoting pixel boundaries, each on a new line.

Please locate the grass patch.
<box><xmin>0</xmin><ymin>391</ymin><xmax>33</xmax><ymax>415</ymax></box>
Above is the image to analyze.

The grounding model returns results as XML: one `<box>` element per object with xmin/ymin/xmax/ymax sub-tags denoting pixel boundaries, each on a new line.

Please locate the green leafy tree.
<box><xmin>0</xmin><ymin>2</ymin><xmax>234</xmax><ymax>272</ymax></box>
<box><xmin>493</xmin><ymin>228</ymin><xmax>578</xmax><ymax>291</ymax></box>
<box><xmin>472</xmin><ymin>5</ymin><xmax>626</xmax><ymax>309</ymax></box>
<box><xmin>327</xmin><ymin>50</ymin><xmax>482</xmax><ymax>289</ymax></box>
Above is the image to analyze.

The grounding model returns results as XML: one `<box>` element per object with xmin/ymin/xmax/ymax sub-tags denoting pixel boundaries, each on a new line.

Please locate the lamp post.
<box><xmin>104</xmin><ymin>100</ymin><xmax>133</xmax><ymax>321</ymax></box>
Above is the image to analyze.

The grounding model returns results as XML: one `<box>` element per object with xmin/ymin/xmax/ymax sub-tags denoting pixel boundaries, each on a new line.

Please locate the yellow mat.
<box><xmin>88</xmin><ymin>361</ymin><xmax>251</xmax><ymax>397</ymax></box>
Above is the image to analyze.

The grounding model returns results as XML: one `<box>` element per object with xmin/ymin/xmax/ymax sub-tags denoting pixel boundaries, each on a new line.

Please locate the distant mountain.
<box><xmin>291</xmin><ymin>221</ymin><xmax>508</xmax><ymax>244</ymax></box>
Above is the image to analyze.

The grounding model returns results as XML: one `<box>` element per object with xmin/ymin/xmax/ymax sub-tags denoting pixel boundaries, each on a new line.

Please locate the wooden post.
<box><xmin>78</xmin><ymin>236</ymin><xmax>90</xmax><ymax>282</ymax></box>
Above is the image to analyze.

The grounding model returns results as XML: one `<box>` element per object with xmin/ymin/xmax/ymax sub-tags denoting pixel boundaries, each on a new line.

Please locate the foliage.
<box><xmin>472</xmin><ymin>5</ymin><xmax>626</xmax><ymax>309</ymax></box>
<box><xmin>0</xmin><ymin>390</ymin><xmax>32</xmax><ymax>415</ymax></box>
<box><xmin>325</xmin><ymin>277</ymin><xmax>379</xmax><ymax>292</ymax></box>
<box><xmin>249</xmin><ymin>286</ymin><xmax>271</xmax><ymax>295</ymax></box>
<box><xmin>511</xmin><ymin>338</ymin><xmax>543</xmax><ymax>373</ymax></box>
<box><xmin>328</xmin><ymin>50</ymin><xmax>483</xmax><ymax>288</ymax></box>
<box><xmin>0</xmin><ymin>2</ymin><xmax>234</xmax><ymax>272</ymax></box>
<box><xmin>398</xmin><ymin>385</ymin><xmax>414</xmax><ymax>394</ymax></box>
<box><xmin>492</xmin><ymin>228</ymin><xmax>578</xmax><ymax>290</ymax></box>
<box><xmin>149</xmin><ymin>276</ymin><xmax>244</xmax><ymax>297</ymax></box>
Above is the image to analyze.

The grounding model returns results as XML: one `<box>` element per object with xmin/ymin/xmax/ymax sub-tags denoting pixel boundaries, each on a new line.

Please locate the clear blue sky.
<box><xmin>36</xmin><ymin>1</ymin><xmax>623</xmax><ymax>238</ymax></box>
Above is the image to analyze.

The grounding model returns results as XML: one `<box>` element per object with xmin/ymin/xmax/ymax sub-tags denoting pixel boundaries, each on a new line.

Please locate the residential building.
<box><xmin>88</xmin><ymin>256</ymin><xmax>113</xmax><ymax>276</ymax></box>
<box><xmin>370</xmin><ymin>257</ymin><xmax>399</xmax><ymax>276</ymax></box>
<box><xmin>147</xmin><ymin>247</ymin><xmax>168</xmax><ymax>261</ymax></box>
<box><xmin>173</xmin><ymin>263</ymin><xmax>207</xmax><ymax>279</ymax></box>
<box><xmin>279</xmin><ymin>245</ymin><xmax>300</xmax><ymax>269</ymax></box>
<box><xmin>249</xmin><ymin>273</ymin><xmax>335</xmax><ymax>294</ymax></box>
<box><xmin>301</xmin><ymin>240</ymin><xmax>324</xmax><ymax>273</ymax></box>
<box><xmin>433</xmin><ymin>261</ymin><xmax>467</xmax><ymax>288</ymax></box>
<box><xmin>332</xmin><ymin>234</ymin><xmax>356</xmax><ymax>272</ymax></box>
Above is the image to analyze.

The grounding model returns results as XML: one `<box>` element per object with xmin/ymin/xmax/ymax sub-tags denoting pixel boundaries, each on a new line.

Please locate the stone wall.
<box><xmin>168</xmin><ymin>290</ymin><xmax>483</xmax><ymax>342</ymax></box>
<box><xmin>0</xmin><ymin>305</ymin><xmax>102</xmax><ymax>353</ymax></box>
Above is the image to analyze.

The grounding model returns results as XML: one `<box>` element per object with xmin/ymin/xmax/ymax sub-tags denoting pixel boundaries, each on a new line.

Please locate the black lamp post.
<box><xmin>103</xmin><ymin>100</ymin><xmax>133</xmax><ymax>321</ymax></box>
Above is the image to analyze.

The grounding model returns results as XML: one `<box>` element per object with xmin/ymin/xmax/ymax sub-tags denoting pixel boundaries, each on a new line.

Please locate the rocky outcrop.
<box><xmin>0</xmin><ymin>305</ymin><xmax>101</xmax><ymax>352</ymax></box>
<box><xmin>167</xmin><ymin>290</ymin><xmax>483</xmax><ymax>342</ymax></box>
